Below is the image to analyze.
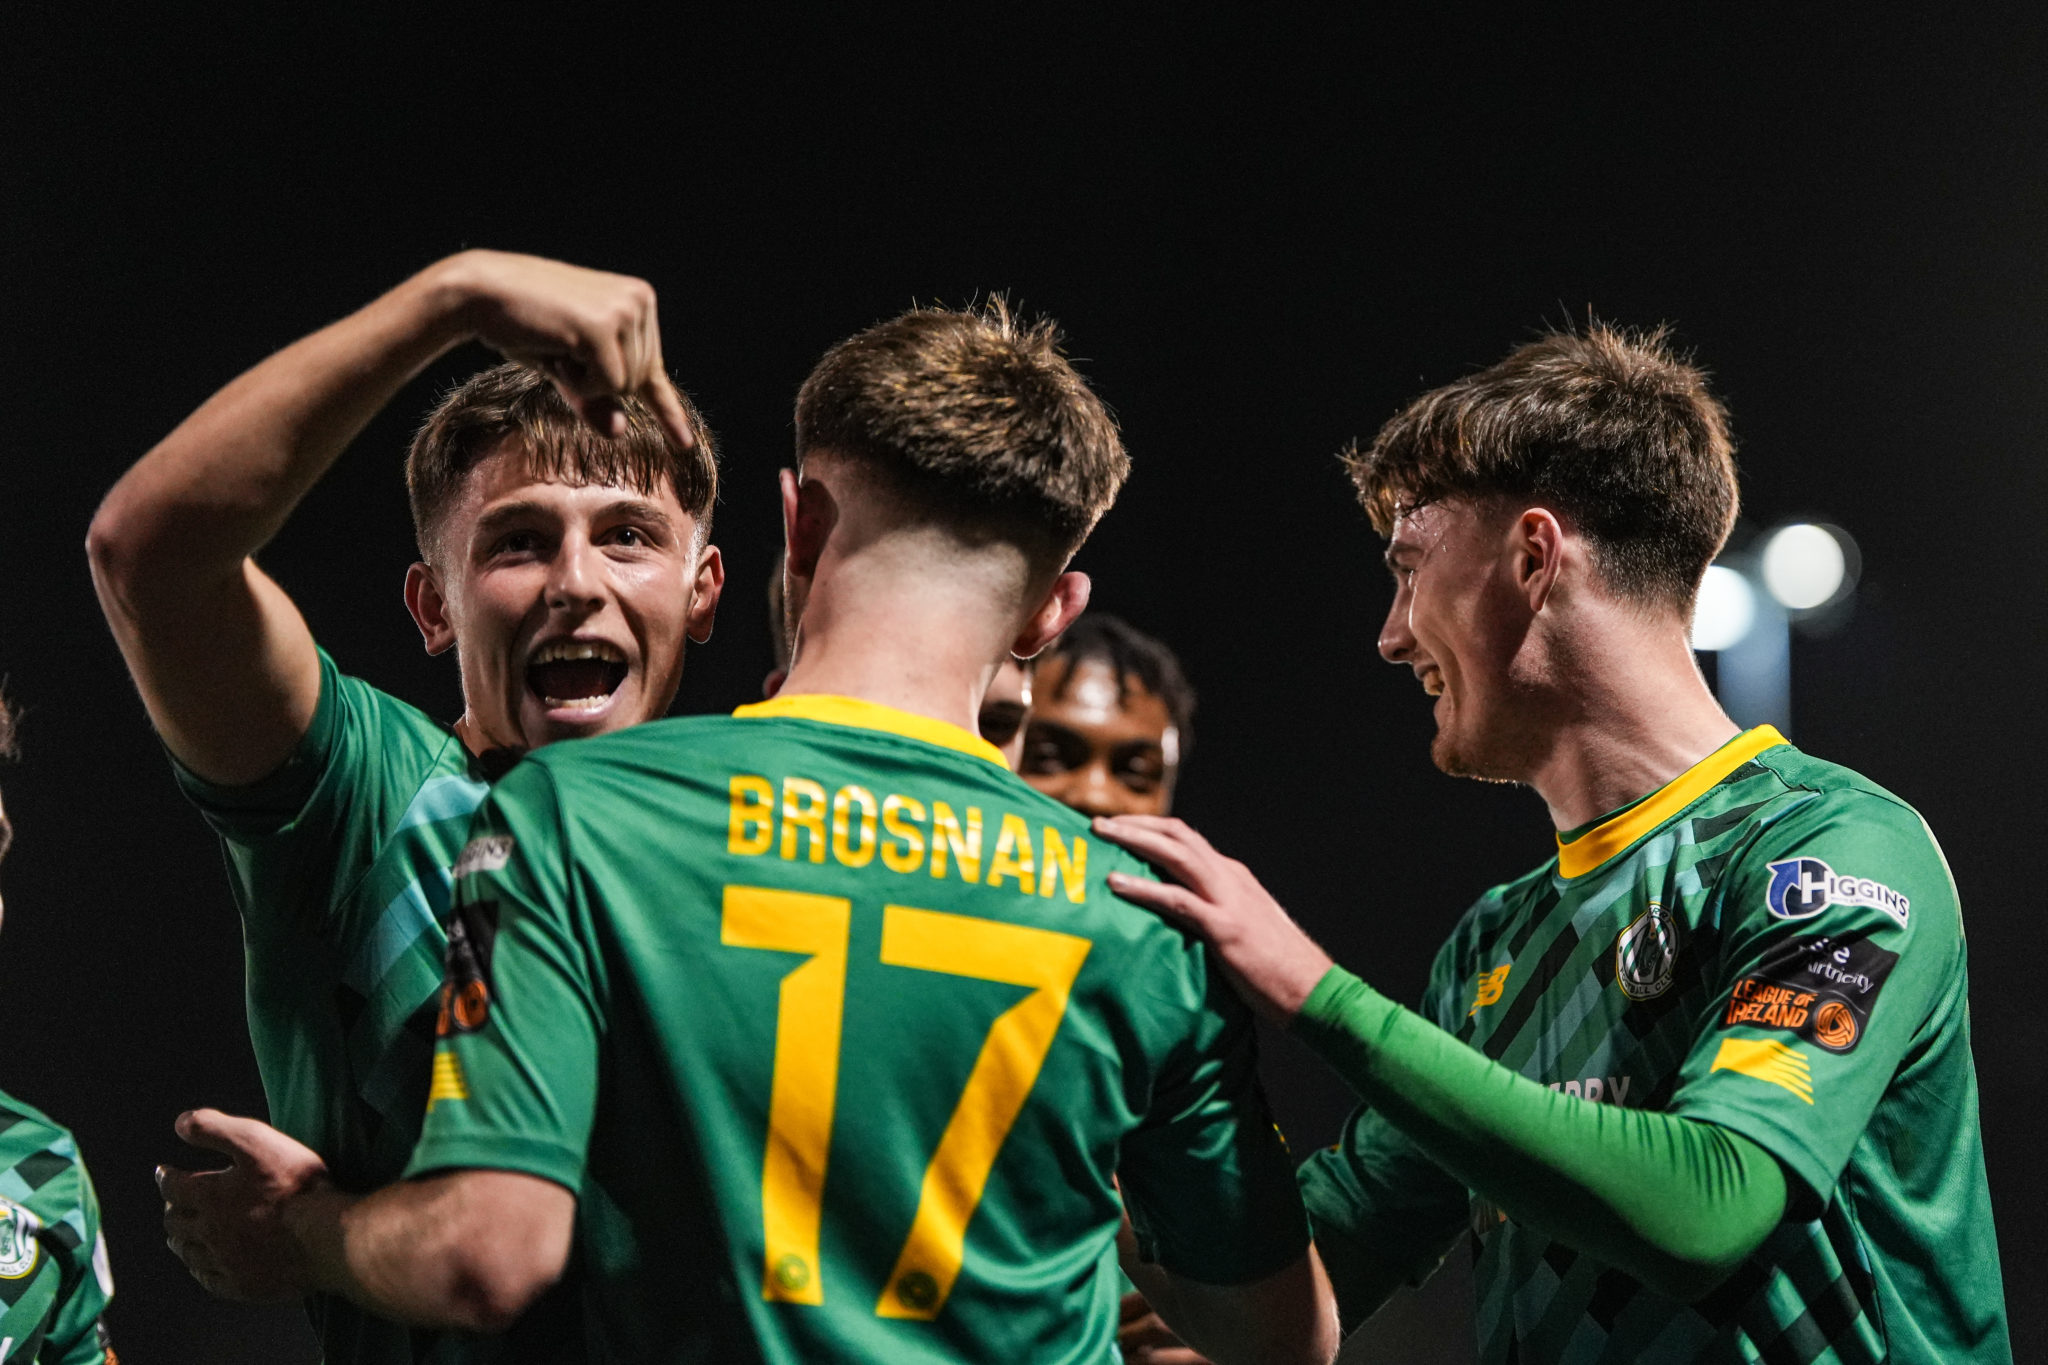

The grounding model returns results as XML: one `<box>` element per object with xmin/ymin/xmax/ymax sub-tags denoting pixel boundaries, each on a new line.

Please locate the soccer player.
<box><xmin>1020</xmin><ymin>613</ymin><xmax>1194</xmax><ymax>818</ymax></box>
<box><xmin>170</xmin><ymin>302</ymin><xmax>1341</xmax><ymax>1364</ymax></box>
<box><xmin>1098</xmin><ymin>326</ymin><xmax>2011</xmax><ymax>1363</ymax></box>
<box><xmin>0</xmin><ymin>698</ymin><xmax>118</xmax><ymax>1364</ymax></box>
<box><xmin>87</xmin><ymin>251</ymin><xmax>723</xmax><ymax>1363</ymax></box>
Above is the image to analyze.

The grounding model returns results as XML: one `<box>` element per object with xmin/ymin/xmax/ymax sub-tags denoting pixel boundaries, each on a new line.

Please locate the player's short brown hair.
<box><xmin>794</xmin><ymin>301</ymin><xmax>1127</xmax><ymax>560</ymax></box>
<box><xmin>406</xmin><ymin>361</ymin><xmax>718</xmax><ymax>561</ymax></box>
<box><xmin>1344</xmin><ymin>324</ymin><xmax>1738</xmax><ymax>608</ymax></box>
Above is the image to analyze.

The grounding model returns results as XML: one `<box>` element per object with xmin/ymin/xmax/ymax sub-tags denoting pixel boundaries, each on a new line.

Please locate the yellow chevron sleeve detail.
<box><xmin>1709</xmin><ymin>1037</ymin><xmax>1813</xmax><ymax>1104</ymax></box>
<box><xmin>427</xmin><ymin>1051</ymin><xmax>470</xmax><ymax>1111</ymax></box>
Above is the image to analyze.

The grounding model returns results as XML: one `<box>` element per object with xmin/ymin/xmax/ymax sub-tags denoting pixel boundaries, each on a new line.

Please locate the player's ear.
<box><xmin>405</xmin><ymin>562</ymin><xmax>458</xmax><ymax>656</ymax></box>
<box><xmin>1514</xmin><ymin>508</ymin><xmax>1566</xmax><ymax>613</ymax></box>
<box><xmin>1011</xmin><ymin>571</ymin><xmax>1091</xmax><ymax>660</ymax></box>
<box><xmin>780</xmin><ymin>467</ymin><xmax>834</xmax><ymax>582</ymax></box>
<box><xmin>685</xmin><ymin>543</ymin><xmax>724</xmax><ymax>645</ymax></box>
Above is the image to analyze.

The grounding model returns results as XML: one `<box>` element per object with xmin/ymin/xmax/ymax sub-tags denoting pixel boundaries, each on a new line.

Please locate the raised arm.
<box><xmin>87</xmin><ymin>250</ymin><xmax>694</xmax><ymax>785</ymax></box>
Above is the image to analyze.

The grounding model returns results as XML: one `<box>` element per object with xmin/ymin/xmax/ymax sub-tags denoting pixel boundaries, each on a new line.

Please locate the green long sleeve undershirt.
<box><xmin>1294</xmin><ymin>967</ymin><xmax>1787</xmax><ymax>1303</ymax></box>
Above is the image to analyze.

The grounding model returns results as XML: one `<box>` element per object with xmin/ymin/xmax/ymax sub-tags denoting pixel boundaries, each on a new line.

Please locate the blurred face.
<box><xmin>978</xmin><ymin>658</ymin><xmax>1033</xmax><ymax>768</ymax></box>
<box><xmin>1021</xmin><ymin>655</ymin><xmax>1179</xmax><ymax>817</ymax></box>
<box><xmin>409</xmin><ymin>443</ymin><xmax>724</xmax><ymax>754</ymax></box>
<box><xmin>1377</xmin><ymin>499</ymin><xmax>1542</xmax><ymax>781</ymax></box>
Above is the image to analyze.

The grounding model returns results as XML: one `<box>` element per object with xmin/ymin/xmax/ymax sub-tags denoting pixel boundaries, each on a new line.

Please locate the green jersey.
<box><xmin>175</xmin><ymin>648</ymin><xmax>578</xmax><ymax>1364</ymax></box>
<box><xmin>1299</xmin><ymin>727</ymin><xmax>2010</xmax><ymax>1363</ymax></box>
<box><xmin>0</xmin><ymin>1091</ymin><xmax>113</xmax><ymax>1364</ymax></box>
<box><xmin>411</xmin><ymin>694</ymin><xmax>1308</xmax><ymax>1365</ymax></box>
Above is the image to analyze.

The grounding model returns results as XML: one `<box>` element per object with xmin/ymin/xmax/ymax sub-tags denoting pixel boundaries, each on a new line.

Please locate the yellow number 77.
<box><xmin>721</xmin><ymin>886</ymin><xmax>1092</xmax><ymax>1320</ymax></box>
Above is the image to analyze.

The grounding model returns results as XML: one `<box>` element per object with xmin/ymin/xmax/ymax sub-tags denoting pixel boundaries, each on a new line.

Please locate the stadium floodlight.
<box><xmin>1760</xmin><ymin>523</ymin><xmax>1854</xmax><ymax>612</ymax></box>
<box><xmin>1691</xmin><ymin>564</ymin><xmax>1757</xmax><ymax>652</ymax></box>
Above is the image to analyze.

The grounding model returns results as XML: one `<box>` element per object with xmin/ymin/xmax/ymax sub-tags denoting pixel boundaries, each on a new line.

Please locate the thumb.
<box><xmin>176</xmin><ymin>1109</ymin><xmax>289</xmax><ymax>1166</ymax></box>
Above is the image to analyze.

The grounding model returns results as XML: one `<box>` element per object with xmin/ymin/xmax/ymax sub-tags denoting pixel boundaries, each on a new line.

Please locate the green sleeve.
<box><xmin>1294</xmin><ymin>968</ymin><xmax>1786</xmax><ymax>1299</ymax></box>
<box><xmin>1666</xmin><ymin>787</ymin><xmax>1962</xmax><ymax>1217</ymax></box>
<box><xmin>171</xmin><ymin>646</ymin><xmax>461</xmax><ymax>940</ymax></box>
<box><xmin>1115</xmin><ymin>945</ymin><xmax>1311</xmax><ymax>1286</ymax></box>
<box><xmin>405</xmin><ymin>761</ymin><xmax>600</xmax><ymax>1193</ymax></box>
<box><xmin>38</xmin><ymin>1166</ymin><xmax>114</xmax><ymax>1365</ymax></box>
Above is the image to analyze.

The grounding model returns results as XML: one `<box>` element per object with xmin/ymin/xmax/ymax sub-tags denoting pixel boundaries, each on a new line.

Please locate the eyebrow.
<box><xmin>472</xmin><ymin>498</ymin><xmax>678</xmax><ymax>538</ymax></box>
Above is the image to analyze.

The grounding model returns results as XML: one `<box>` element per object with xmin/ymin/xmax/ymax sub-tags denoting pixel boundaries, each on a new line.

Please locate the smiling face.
<box><xmin>1020</xmin><ymin>655</ymin><xmax>1179</xmax><ymax>817</ymax></box>
<box><xmin>407</xmin><ymin>441</ymin><xmax>724</xmax><ymax>754</ymax></box>
<box><xmin>1378</xmin><ymin>499</ymin><xmax>1550</xmax><ymax>782</ymax></box>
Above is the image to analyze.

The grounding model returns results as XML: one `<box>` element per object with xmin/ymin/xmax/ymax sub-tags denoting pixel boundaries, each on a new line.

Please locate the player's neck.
<box><xmin>778</xmin><ymin>582</ymin><xmax>1009</xmax><ymax>741</ymax></box>
<box><xmin>1523</xmin><ymin>620</ymin><xmax>1740</xmax><ymax>832</ymax></box>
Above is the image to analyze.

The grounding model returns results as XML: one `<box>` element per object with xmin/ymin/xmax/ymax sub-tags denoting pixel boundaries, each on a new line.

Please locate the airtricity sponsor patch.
<box><xmin>1764</xmin><ymin>856</ymin><xmax>1910</xmax><ymax>929</ymax></box>
<box><xmin>1721</xmin><ymin>931</ymin><xmax>1899</xmax><ymax>1054</ymax></box>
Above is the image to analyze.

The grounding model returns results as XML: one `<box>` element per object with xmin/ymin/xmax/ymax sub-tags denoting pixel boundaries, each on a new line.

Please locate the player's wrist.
<box><xmin>279</xmin><ymin>1175</ymin><xmax>353</xmax><ymax>1297</ymax></box>
<box><xmin>406</xmin><ymin>251</ymin><xmax>506</xmax><ymax>347</ymax></box>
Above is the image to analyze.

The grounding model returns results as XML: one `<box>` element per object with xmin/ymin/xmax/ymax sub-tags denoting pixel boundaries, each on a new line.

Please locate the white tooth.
<box><xmin>542</xmin><ymin>693</ymin><xmax>610</xmax><ymax>712</ymax></box>
<box><xmin>536</xmin><ymin>640</ymin><xmax>624</xmax><ymax>665</ymax></box>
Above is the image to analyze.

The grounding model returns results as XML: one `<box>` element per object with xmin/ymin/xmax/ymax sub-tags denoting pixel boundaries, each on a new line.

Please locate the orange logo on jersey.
<box><xmin>1469</xmin><ymin>964</ymin><xmax>1511</xmax><ymax>1015</ymax></box>
<box><xmin>1812</xmin><ymin>998</ymin><xmax>1859</xmax><ymax>1050</ymax></box>
<box><xmin>435</xmin><ymin>978</ymin><xmax>491</xmax><ymax>1036</ymax></box>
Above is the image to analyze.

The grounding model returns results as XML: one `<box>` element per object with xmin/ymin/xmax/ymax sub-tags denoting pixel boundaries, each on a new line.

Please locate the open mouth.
<box><xmin>527</xmin><ymin>640</ymin><xmax>627</xmax><ymax>712</ymax></box>
<box><xmin>1420</xmin><ymin>667</ymin><xmax>1446</xmax><ymax>697</ymax></box>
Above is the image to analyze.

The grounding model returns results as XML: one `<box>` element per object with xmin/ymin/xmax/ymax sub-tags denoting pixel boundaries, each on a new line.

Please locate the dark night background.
<box><xmin>5</xmin><ymin>10</ymin><xmax>2043</xmax><ymax>1361</ymax></box>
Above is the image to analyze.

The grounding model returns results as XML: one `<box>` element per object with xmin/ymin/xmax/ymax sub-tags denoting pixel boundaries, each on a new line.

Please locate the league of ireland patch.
<box><xmin>1722</xmin><ymin>931</ymin><xmax>1900</xmax><ymax>1053</ymax></box>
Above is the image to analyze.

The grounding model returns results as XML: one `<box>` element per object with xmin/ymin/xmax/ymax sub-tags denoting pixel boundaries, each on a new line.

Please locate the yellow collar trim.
<box><xmin>733</xmin><ymin>693</ymin><xmax>1009</xmax><ymax>768</ymax></box>
<box><xmin>1555</xmin><ymin>726</ymin><xmax>1787</xmax><ymax>879</ymax></box>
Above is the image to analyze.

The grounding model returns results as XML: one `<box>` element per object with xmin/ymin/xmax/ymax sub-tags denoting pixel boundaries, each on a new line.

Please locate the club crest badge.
<box><xmin>1615</xmin><ymin>905</ymin><xmax>1680</xmax><ymax>1001</ymax></box>
<box><xmin>0</xmin><ymin>1200</ymin><xmax>41</xmax><ymax>1279</ymax></box>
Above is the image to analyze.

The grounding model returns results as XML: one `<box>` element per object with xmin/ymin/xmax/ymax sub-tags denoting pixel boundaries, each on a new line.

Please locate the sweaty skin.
<box><xmin>1095</xmin><ymin>495</ymin><xmax>1788</xmax><ymax>1305</ymax></box>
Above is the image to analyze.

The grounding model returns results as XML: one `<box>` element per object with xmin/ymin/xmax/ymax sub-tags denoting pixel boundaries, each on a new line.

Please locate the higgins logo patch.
<box><xmin>1722</xmin><ymin>931</ymin><xmax>1899</xmax><ymax>1053</ymax></box>
<box><xmin>435</xmin><ymin>898</ymin><xmax>499</xmax><ymax>1036</ymax></box>
<box><xmin>1765</xmin><ymin>857</ymin><xmax>1910</xmax><ymax>929</ymax></box>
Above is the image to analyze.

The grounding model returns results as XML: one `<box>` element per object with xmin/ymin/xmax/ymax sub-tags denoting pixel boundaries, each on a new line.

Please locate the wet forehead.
<box><xmin>1386</xmin><ymin>502</ymin><xmax>1452</xmax><ymax>560</ymax></box>
<box><xmin>1037</xmin><ymin>657</ymin><xmax>1174</xmax><ymax>741</ymax></box>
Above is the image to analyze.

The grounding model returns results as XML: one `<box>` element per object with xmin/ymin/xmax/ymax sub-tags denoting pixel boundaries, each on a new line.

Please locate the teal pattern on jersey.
<box><xmin>1300</xmin><ymin>730</ymin><xmax>2009</xmax><ymax>1364</ymax></box>
<box><xmin>175</xmin><ymin>649</ymin><xmax>579</xmax><ymax>1365</ymax></box>
<box><xmin>0</xmin><ymin>1091</ymin><xmax>113</xmax><ymax>1364</ymax></box>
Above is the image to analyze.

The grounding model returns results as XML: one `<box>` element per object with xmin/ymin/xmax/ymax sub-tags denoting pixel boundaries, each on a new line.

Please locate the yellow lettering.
<box><xmin>729</xmin><ymin>775</ymin><xmax>774</xmax><ymax>856</ymax></box>
<box><xmin>929</xmin><ymin>803</ymin><xmax>982</xmax><ymax>884</ymax></box>
<box><xmin>985</xmin><ymin>813</ymin><xmax>1036</xmax><ymax>895</ymax></box>
<box><xmin>881</xmin><ymin>794</ymin><xmax>927</xmax><ymax>874</ymax></box>
<box><xmin>1040</xmin><ymin>828</ymin><xmax>1087</xmax><ymax>903</ymax></box>
<box><xmin>831</xmin><ymin>786</ymin><xmax>878</xmax><ymax>868</ymax></box>
<box><xmin>781</xmin><ymin>778</ymin><xmax>828</xmax><ymax>863</ymax></box>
